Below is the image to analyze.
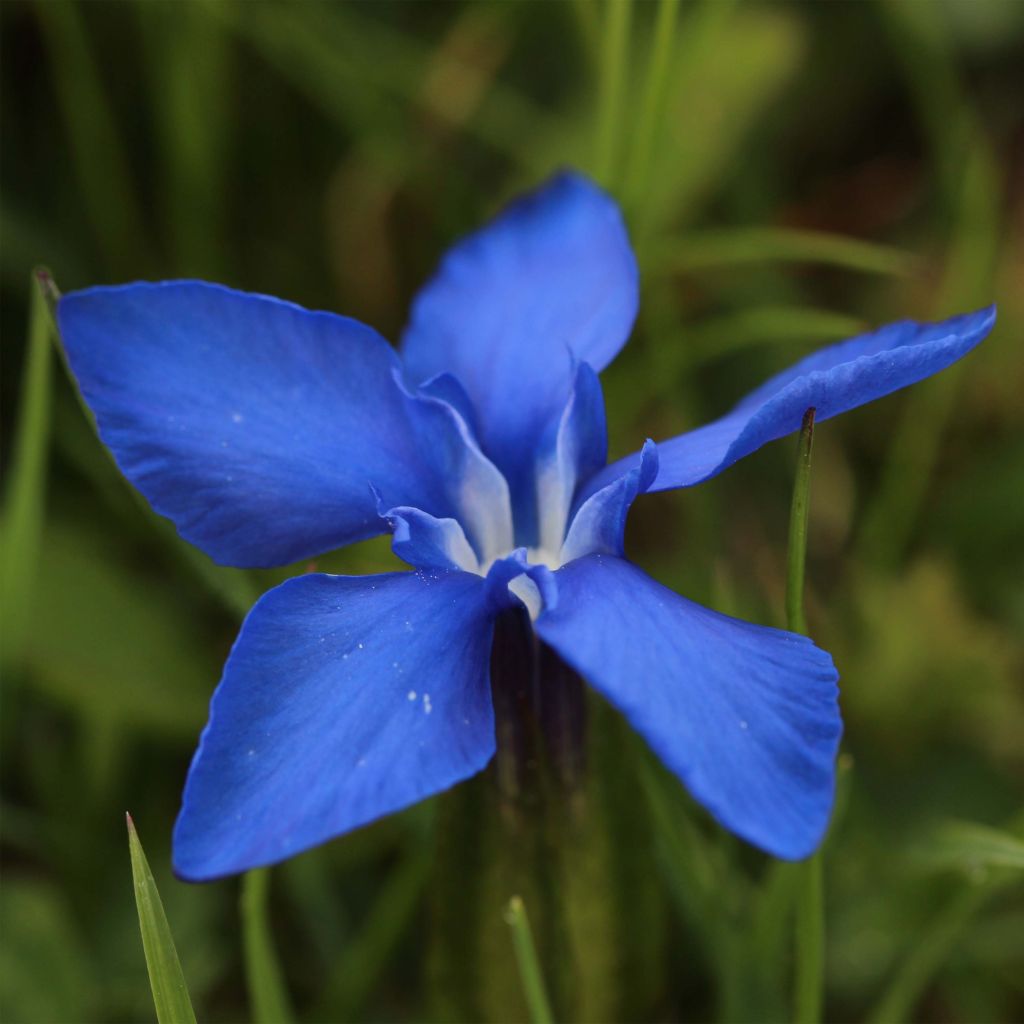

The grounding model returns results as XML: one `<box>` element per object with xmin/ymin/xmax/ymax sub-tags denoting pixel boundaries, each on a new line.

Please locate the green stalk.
<box><xmin>241</xmin><ymin>869</ymin><xmax>294</xmax><ymax>1024</ymax></box>
<box><xmin>786</xmin><ymin>409</ymin><xmax>815</xmax><ymax>636</ymax></box>
<box><xmin>504</xmin><ymin>896</ymin><xmax>555</xmax><ymax>1024</ymax></box>
<box><xmin>1</xmin><ymin>271</ymin><xmax>55</xmax><ymax>667</ymax></box>
<box><xmin>786</xmin><ymin>409</ymin><xmax>824</xmax><ymax>1024</ymax></box>
<box><xmin>594</xmin><ymin>0</ymin><xmax>632</xmax><ymax>187</ymax></box>
<box><xmin>624</xmin><ymin>0</ymin><xmax>680</xmax><ymax>210</ymax></box>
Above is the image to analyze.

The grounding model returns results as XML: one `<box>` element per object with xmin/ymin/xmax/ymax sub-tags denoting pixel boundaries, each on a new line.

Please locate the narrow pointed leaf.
<box><xmin>126</xmin><ymin>814</ymin><xmax>197</xmax><ymax>1024</ymax></box>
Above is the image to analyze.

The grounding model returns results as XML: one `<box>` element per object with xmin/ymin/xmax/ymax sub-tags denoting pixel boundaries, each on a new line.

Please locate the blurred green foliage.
<box><xmin>2</xmin><ymin>1</ymin><xmax>1023</xmax><ymax>1021</ymax></box>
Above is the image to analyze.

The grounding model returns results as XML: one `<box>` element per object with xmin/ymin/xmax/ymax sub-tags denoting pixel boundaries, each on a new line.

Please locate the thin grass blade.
<box><xmin>504</xmin><ymin>896</ymin><xmax>555</xmax><ymax>1024</ymax></box>
<box><xmin>1</xmin><ymin>271</ymin><xmax>56</xmax><ymax>668</ymax></box>
<box><xmin>786</xmin><ymin>409</ymin><xmax>825</xmax><ymax>1024</ymax></box>
<box><xmin>651</xmin><ymin>227</ymin><xmax>913</xmax><ymax>275</ymax></box>
<box><xmin>126</xmin><ymin>814</ymin><xmax>197</xmax><ymax>1024</ymax></box>
<box><xmin>241</xmin><ymin>869</ymin><xmax>294</xmax><ymax>1024</ymax></box>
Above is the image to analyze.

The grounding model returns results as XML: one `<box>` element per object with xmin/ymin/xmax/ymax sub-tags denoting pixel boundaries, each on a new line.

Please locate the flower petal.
<box><xmin>58</xmin><ymin>281</ymin><xmax>459</xmax><ymax>568</ymax></box>
<box><xmin>402</xmin><ymin>173</ymin><xmax>638</xmax><ymax>538</ymax></box>
<box><xmin>560</xmin><ymin>440</ymin><xmax>657</xmax><ymax>564</ymax></box>
<box><xmin>583</xmin><ymin>306</ymin><xmax>996</xmax><ymax>498</ymax></box>
<box><xmin>535</xmin><ymin>361</ymin><xmax>608</xmax><ymax>554</ymax></box>
<box><xmin>173</xmin><ymin>569</ymin><xmax>497</xmax><ymax>880</ymax></box>
<box><xmin>535</xmin><ymin>555</ymin><xmax>842</xmax><ymax>859</ymax></box>
<box><xmin>381</xmin><ymin>504</ymin><xmax>479</xmax><ymax>573</ymax></box>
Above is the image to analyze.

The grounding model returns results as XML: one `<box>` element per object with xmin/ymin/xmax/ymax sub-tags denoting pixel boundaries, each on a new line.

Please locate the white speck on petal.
<box><xmin>407</xmin><ymin>690</ymin><xmax>417</xmax><ymax>701</ymax></box>
<box><xmin>739</xmin><ymin>720</ymin><xmax>748</xmax><ymax>730</ymax></box>
<box><xmin>231</xmin><ymin>411</ymin><xmax>244</xmax><ymax>423</ymax></box>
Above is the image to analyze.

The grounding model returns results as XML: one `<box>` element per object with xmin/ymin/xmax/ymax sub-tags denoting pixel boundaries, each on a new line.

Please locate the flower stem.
<box><xmin>504</xmin><ymin>895</ymin><xmax>555</xmax><ymax>1024</ymax></box>
<box><xmin>241</xmin><ymin>868</ymin><xmax>294</xmax><ymax>1024</ymax></box>
<box><xmin>785</xmin><ymin>408</ymin><xmax>815</xmax><ymax>636</ymax></box>
<box><xmin>786</xmin><ymin>408</ymin><xmax>824</xmax><ymax>1024</ymax></box>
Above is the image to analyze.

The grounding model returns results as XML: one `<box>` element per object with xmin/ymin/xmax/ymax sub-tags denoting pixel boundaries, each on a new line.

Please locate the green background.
<box><xmin>2</xmin><ymin>1</ymin><xmax>1022</xmax><ymax>1021</ymax></box>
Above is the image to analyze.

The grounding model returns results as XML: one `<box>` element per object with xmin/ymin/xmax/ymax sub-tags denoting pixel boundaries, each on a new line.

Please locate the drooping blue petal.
<box><xmin>401</xmin><ymin>172</ymin><xmax>638</xmax><ymax>543</ymax></box>
<box><xmin>535</xmin><ymin>361</ymin><xmax>608</xmax><ymax>556</ymax></box>
<box><xmin>380</xmin><ymin>504</ymin><xmax>479</xmax><ymax>574</ymax></box>
<box><xmin>483</xmin><ymin>549</ymin><xmax>559</xmax><ymax>619</ymax></box>
<box><xmin>560</xmin><ymin>440</ymin><xmax>657</xmax><ymax>563</ymax></box>
<box><xmin>583</xmin><ymin>306</ymin><xmax>997</xmax><ymax>499</ymax></box>
<box><xmin>535</xmin><ymin>556</ymin><xmax>842</xmax><ymax>859</ymax></box>
<box><xmin>173</xmin><ymin>569</ymin><xmax>497</xmax><ymax>880</ymax></box>
<box><xmin>57</xmin><ymin>281</ymin><xmax>458</xmax><ymax>568</ymax></box>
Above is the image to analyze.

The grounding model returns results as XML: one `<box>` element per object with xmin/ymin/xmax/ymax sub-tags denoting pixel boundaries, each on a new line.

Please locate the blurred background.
<box><xmin>2</xmin><ymin>1</ymin><xmax>1022</xmax><ymax>1021</ymax></box>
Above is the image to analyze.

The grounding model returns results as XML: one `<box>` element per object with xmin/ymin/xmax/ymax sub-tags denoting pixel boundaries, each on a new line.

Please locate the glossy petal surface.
<box><xmin>173</xmin><ymin>569</ymin><xmax>496</xmax><ymax>880</ymax></box>
<box><xmin>584</xmin><ymin>306</ymin><xmax>996</xmax><ymax>498</ymax></box>
<box><xmin>536</xmin><ymin>556</ymin><xmax>842</xmax><ymax>859</ymax></box>
<box><xmin>58</xmin><ymin>281</ymin><xmax>454</xmax><ymax>568</ymax></box>
<box><xmin>402</xmin><ymin>173</ymin><xmax>638</xmax><ymax>541</ymax></box>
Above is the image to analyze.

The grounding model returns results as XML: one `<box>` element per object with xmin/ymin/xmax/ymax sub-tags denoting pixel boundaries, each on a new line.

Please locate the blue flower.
<box><xmin>56</xmin><ymin>172</ymin><xmax>995</xmax><ymax>882</ymax></box>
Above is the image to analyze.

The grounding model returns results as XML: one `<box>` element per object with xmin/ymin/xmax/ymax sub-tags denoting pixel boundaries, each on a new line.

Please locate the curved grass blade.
<box><xmin>241</xmin><ymin>869</ymin><xmax>294</xmax><ymax>1024</ymax></box>
<box><xmin>866</xmin><ymin>874</ymin><xmax>1015</xmax><ymax>1024</ymax></box>
<box><xmin>504</xmin><ymin>896</ymin><xmax>555</xmax><ymax>1024</ymax></box>
<box><xmin>1</xmin><ymin>270</ymin><xmax>56</xmax><ymax>669</ymax></box>
<box><xmin>651</xmin><ymin>227</ymin><xmax>913</xmax><ymax>276</ymax></box>
<box><xmin>126</xmin><ymin>814</ymin><xmax>197</xmax><ymax>1024</ymax></box>
<box><xmin>923</xmin><ymin>820</ymin><xmax>1024</xmax><ymax>872</ymax></box>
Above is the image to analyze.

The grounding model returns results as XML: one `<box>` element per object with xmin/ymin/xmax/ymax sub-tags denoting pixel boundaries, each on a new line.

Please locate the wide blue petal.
<box><xmin>535</xmin><ymin>556</ymin><xmax>842</xmax><ymax>859</ymax></box>
<box><xmin>58</xmin><ymin>281</ymin><xmax>459</xmax><ymax>568</ymax></box>
<box><xmin>402</xmin><ymin>172</ymin><xmax>638</xmax><ymax>544</ymax></box>
<box><xmin>173</xmin><ymin>569</ymin><xmax>497</xmax><ymax>880</ymax></box>
<box><xmin>583</xmin><ymin>306</ymin><xmax>996</xmax><ymax>498</ymax></box>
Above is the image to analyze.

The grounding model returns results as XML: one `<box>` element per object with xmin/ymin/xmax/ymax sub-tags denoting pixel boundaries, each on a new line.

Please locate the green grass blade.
<box><xmin>785</xmin><ymin>410</ymin><xmax>825</xmax><ymax>1024</ymax></box>
<box><xmin>1</xmin><ymin>270</ymin><xmax>56</xmax><ymax>668</ymax></box>
<box><xmin>504</xmin><ymin>896</ymin><xmax>555</xmax><ymax>1024</ymax></box>
<box><xmin>126</xmin><ymin>814</ymin><xmax>197</xmax><ymax>1024</ymax></box>
<box><xmin>925</xmin><ymin>820</ymin><xmax>1024</xmax><ymax>871</ymax></box>
<box><xmin>594</xmin><ymin>0</ymin><xmax>632</xmax><ymax>186</ymax></box>
<box><xmin>34</xmin><ymin>1</ymin><xmax>153</xmax><ymax>276</ymax></box>
<box><xmin>311</xmin><ymin>841</ymin><xmax>432</xmax><ymax>1020</ymax></box>
<box><xmin>241</xmin><ymin>869</ymin><xmax>294</xmax><ymax>1024</ymax></box>
<box><xmin>865</xmin><ymin>878</ymin><xmax>1011</xmax><ymax>1024</ymax></box>
<box><xmin>623</xmin><ymin>0</ymin><xmax>680</xmax><ymax>209</ymax></box>
<box><xmin>651</xmin><ymin>227</ymin><xmax>914</xmax><ymax>275</ymax></box>
<box><xmin>786</xmin><ymin>408</ymin><xmax>815</xmax><ymax>636</ymax></box>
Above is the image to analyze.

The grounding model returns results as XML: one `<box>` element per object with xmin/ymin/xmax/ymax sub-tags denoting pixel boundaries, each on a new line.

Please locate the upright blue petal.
<box><xmin>583</xmin><ymin>306</ymin><xmax>996</xmax><ymax>499</ymax></box>
<box><xmin>560</xmin><ymin>440</ymin><xmax>657</xmax><ymax>563</ymax></box>
<box><xmin>535</xmin><ymin>556</ymin><xmax>842</xmax><ymax>859</ymax></box>
<box><xmin>534</xmin><ymin>362</ymin><xmax>608</xmax><ymax>557</ymax></box>
<box><xmin>173</xmin><ymin>569</ymin><xmax>497</xmax><ymax>880</ymax></box>
<box><xmin>57</xmin><ymin>282</ymin><xmax>461</xmax><ymax>568</ymax></box>
<box><xmin>402</xmin><ymin>172</ymin><xmax>638</xmax><ymax>543</ymax></box>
